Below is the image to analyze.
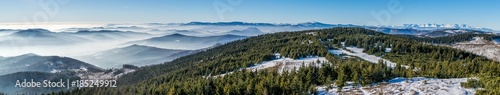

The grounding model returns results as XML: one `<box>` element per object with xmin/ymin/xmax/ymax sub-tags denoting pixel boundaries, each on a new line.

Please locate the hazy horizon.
<box><xmin>0</xmin><ymin>0</ymin><xmax>499</xmax><ymax>30</ymax></box>
<box><xmin>0</xmin><ymin>22</ymin><xmax>498</xmax><ymax>32</ymax></box>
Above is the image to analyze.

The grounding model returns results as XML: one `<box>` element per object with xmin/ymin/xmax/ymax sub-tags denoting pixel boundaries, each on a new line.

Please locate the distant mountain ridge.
<box><xmin>183</xmin><ymin>21</ymin><xmax>278</xmax><ymax>26</ymax></box>
<box><xmin>77</xmin><ymin>44</ymin><xmax>193</xmax><ymax>68</ymax></box>
<box><xmin>182</xmin><ymin>22</ymin><xmax>493</xmax><ymax>37</ymax></box>
<box><xmin>124</xmin><ymin>33</ymin><xmax>248</xmax><ymax>50</ymax></box>
<box><xmin>182</xmin><ymin>21</ymin><xmax>354</xmax><ymax>27</ymax></box>
<box><xmin>227</xmin><ymin>27</ymin><xmax>265</xmax><ymax>36</ymax></box>
<box><xmin>367</xmin><ymin>24</ymin><xmax>493</xmax><ymax>32</ymax></box>
<box><xmin>420</xmin><ymin>29</ymin><xmax>487</xmax><ymax>37</ymax></box>
<box><xmin>0</xmin><ymin>29</ymin><xmax>91</xmax><ymax>46</ymax></box>
<box><xmin>182</xmin><ymin>21</ymin><xmax>492</xmax><ymax>30</ymax></box>
<box><xmin>74</xmin><ymin>30</ymin><xmax>148</xmax><ymax>34</ymax></box>
<box><xmin>70</xmin><ymin>30</ymin><xmax>152</xmax><ymax>41</ymax></box>
<box><xmin>0</xmin><ymin>53</ymin><xmax>103</xmax><ymax>75</ymax></box>
<box><xmin>10</xmin><ymin>29</ymin><xmax>53</xmax><ymax>37</ymax></box>
<box><xmin>402</xmin><ymin>24</ymin><xmax>493</xmax><ymax>31</ymax></box>
<box><xmin>364</xmin><ymin>24</ymin><xmax>494</xmax><ymax>37</ymax></box>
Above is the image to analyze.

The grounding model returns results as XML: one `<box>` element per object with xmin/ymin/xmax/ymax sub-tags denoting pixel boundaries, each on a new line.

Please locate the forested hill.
<box><xmin>54</xmin><ymin>28</ymin><xmax>500</xmax><ymax>95</ymax></box>
<box><xmin>395</xmin><ymin>33</ymin><xmax>500</xmax><ymax>44</ymax></box>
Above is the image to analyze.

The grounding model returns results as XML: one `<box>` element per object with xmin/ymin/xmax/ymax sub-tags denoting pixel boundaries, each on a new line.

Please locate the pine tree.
<box><xmin>336</xmin><ymin>66</ymin><xmax>347</xmax><ymax>91</ymax></box>
<box><xmin>167</xmin><ymin>87</ymin><xmax>176</xmax><ymax>95</ymax></box>
<box><xmin>352</xmin><ymin>70</ymin><xmax>360</xmax><ymax>86</ymax></box>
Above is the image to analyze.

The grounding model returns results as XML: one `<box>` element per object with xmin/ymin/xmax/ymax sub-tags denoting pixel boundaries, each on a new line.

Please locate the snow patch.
<box><xmin>451</xmin><ymin>38</ymin><xmax>500</xmax><ymax>62</ymax></box>
<box><xmin>50</xmin><ymin>69</ymin><xmax>61</xmax><ymax>73</ymax></box>
<box><xmin>274</xmin><ymin>53</ymin><xmax>281</xmax><ymax>59</ymax></box>
<box><xmin>443</xmin><ymin>30</ymin><xmax>468</xmax><ymax>34</ymax></box>
<box><xmin>317</xmin><ymin>77</ymin><xmax>476</xmax><ymax>95</ymax></box>
<box><xmin>457</xmin><ymin>37</ymin><xmax>486</xmax><ymax>45</ymax></box>
<box><xmin>493</xmin><ymin>38</ymin><xmax>500</xmax><ymax>45</ymax></box>
<box><xmin>112</xmin><ymin>49</ymin><xmax>122</xmax><ymax>53</ymax></box>
<box><xmin>79</xmin><ymin>68</ymin><xmax>136</xmax><ymax>80</ymax></box>
<box><xmin>306</xmin><ymin>32</ymin><xmax>317</xmax><ymax>35</ymax></box>
<box><xmin>329</xmin><ymin>47</ymin><xmax>398</xmax><ymax>68</ymax></box>
<box><xmin>247</xmin><ymin>57</ymin><xmax>328</xmax><ymax>73</ymax></box>
<box><xmin>328</xmin><ymin>50</ymin><xmax>343</xmax><ymax>55</ymax></box>
<box><xmin>301</xmin><ymin>40</ymin><xmax>314</xmax><ymax>44</ymax></box>
<box><xmin>385</xmin><ymin>48</ymin><xmax>392</xmax><ymax>53</ymax></box>
<box><xmin>80</xmin><ymin>66</ymin><xmax>88</xmax><ymax>72</ymax></box>
<box><xmin>215</xmin><ymin>56</ymin><xmax>328</xmax><ymax>77</ymax></box>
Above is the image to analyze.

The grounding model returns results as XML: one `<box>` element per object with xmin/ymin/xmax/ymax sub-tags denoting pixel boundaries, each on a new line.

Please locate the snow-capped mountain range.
<box><xmin>404</xmin><ymin>24</ymin><xmax>475</xmax><ymax>29</ymax></box>
<box><xmin>369</xmin><ymin>24</ymin><xmax>493</xmax><ymax>32</ymax></box>
<box><xmin>182</xmin><ymin>22</ymin><xmax>492</xmax><ymax>30</ymax></box>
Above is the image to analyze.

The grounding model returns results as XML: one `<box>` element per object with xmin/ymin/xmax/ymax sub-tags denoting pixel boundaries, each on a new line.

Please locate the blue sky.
<box><xmin>0</xmin><ymin>0</ymin><xmax>499</xmax><ymax>29</ymax></box>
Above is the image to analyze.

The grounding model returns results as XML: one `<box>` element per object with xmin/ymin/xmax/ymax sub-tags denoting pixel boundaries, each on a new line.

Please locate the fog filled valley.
<box><xmin>0</xmin><ymin>22</ymin><xmax>340</xmax><ymax>94</ymax></box>
<box><xmin>1</xmin><ymin>22</ymin><xmax>500</xmax><ymax>94</ymax></box>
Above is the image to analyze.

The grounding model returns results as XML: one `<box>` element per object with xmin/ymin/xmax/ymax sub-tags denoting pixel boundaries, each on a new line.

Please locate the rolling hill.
<box><xmin>123</xmin><ymin>33</ymin><xmax>247</xmax><ymax>50</ymax></box>
<box><xmin>0</xmin><ymin>29</ymin><xmax>91</xmax><ymax>46</ymax></box>
<box><xmin>0</xmin><ymin>53</ymin><xmax>103</xmax><ymax>75</ymax></box>
<box><xmin>226</xmin><ymin>27</ymin><xmax>265</xmax><ymax>36</ymax></box>
<box><xmin>77</xmin><ymin>44</ymin><xmax>193</xmax><ymax>68</ymax></box>
<box><xmin>69</xmin><ymin>30</ymin><xmax>152</xmax><ymax>41</ymax></box>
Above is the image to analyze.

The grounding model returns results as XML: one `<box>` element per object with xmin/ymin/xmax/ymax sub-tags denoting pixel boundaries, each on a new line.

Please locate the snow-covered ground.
<box><xmin>317</xmin><ymin>77</ymin><xmax>477</xmax><ymax>95</ymax></box>
<box><xmin>329</xmin><ymin>47</ymin><xmax>397</xmax><ymax>68</ymax></box>
<box><xmin>248</xmin><ymin>57</ymin><xmax>328</xmax><ymax>73</ymax></box>
<box><xmin>215</xmin><ymin>56</ymin><xmax>328</xmax><ymax>77</ymax></box>
<box><xmin>457</xmin><ymin>37</ymin><xmax>487</xmax><ymax>45</ymax></box>
<box><xmin>328</xmin><ymin>50</ymin><xmax>344</xmax><ymax>55</ymax></box>
<box><xmin>78</xmin><ymin>68</ymin><xmax>136</xmax><ymax>80</ymax></box>
<box><xmin>493</xmin><ymin>38</ymin><xmax>500</xmax><ymax>45</ymax></box>
<box><xmin>450</xmin><ymin>37</ymin><xmax>500</xmax><ymax>62</ymax></box>
<box><xmin>385</xmin><ymin>48</ymin><xmax>392</xmax><ymax>53</ymax></box>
